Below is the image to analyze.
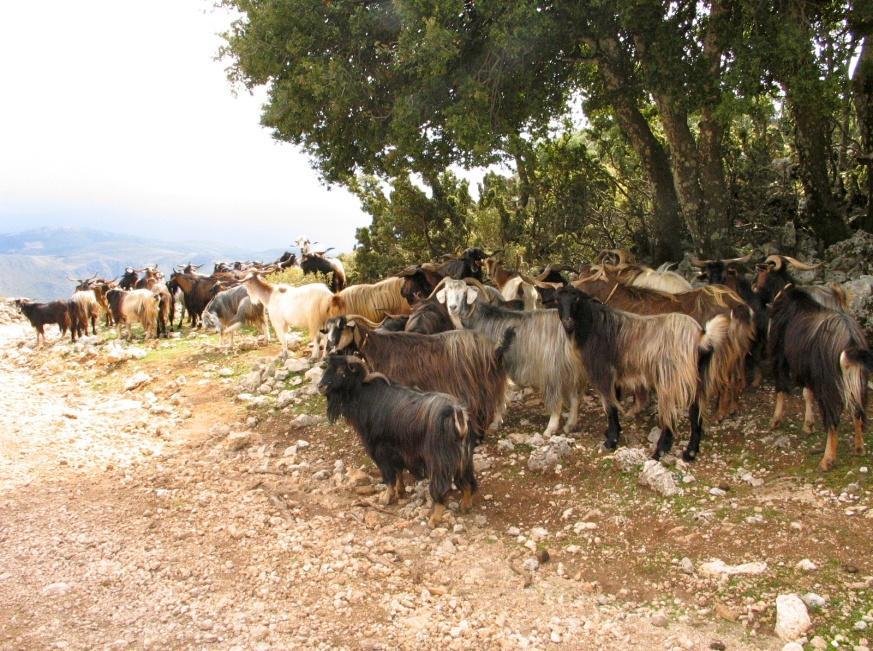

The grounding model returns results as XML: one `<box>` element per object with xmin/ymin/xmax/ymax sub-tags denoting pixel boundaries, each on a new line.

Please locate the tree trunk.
<box><xmin>777</xmin><ymin>0</ymin><xmax>848</xmax><ymax>245</ymax></box>
<box><xmin>595</xmin><ymin>38</ymin><xmax>685</xmax><ymax>262</ymax></box>
<box><xmin>853</xmin><ymin>38</ymin><xmax>873</xmax><ymax>232</ymax></box>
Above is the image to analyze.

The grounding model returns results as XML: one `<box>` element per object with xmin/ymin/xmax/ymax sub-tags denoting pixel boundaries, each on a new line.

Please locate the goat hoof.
<box><xmin>854</xmin><ymin>446</ymin><xmax>866</xmax><ymax>456</ymax></box>
<box><xmin>682</xmin><ymin>449</ymin><xmax>697</xmax><ymax>463</ymax></box>
<box><xmin>818</xmin><ymin>458</ymin><xmax>835</xmax><ymax>472</ymax></box>
<box><xmin>769</xmin><ymin>420</ymin><xmax>781</xmax><ymax>430</ymax></box>
<box><xmin>603</xmin><ymin>440</ymin><xmax>618</xmax><ymax>452</ymax></box>
<box><xmin>802</xmin><ymin>423</ymin><xmax>814</xmax><ymax>435</ymax></box>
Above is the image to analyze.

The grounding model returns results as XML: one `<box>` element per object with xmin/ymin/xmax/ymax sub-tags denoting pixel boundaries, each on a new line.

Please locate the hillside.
<box><xmin>0</xmin><ymin>227</ymin><xmax>285</xmax><ymax>299</ymax></box>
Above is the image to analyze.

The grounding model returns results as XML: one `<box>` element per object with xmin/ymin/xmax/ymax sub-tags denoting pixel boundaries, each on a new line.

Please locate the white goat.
<box><xmin>241</xmin><ymin>274</ymin><xmax>332</xmax><ymax>358</ymax></box>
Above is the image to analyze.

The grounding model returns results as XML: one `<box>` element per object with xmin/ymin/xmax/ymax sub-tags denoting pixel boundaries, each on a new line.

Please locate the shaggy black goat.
<box><xmin>555</xmin><ymin>285</ymin><xmax>728</xmax><ymax>461</ymax></box>
<box><xmin>324</xmin><ymin>315</ymin><xmax>514</xmax><ymax>440</ymax></box>
<box><xmin>318</xmin><ymin>355</ymin><xmax>475</xmax><ymax>527</ymax></box>
<box><xmin>768</xmin><ymin>285</ymin><xmax>873</xmax><ymax>470</ymax></box>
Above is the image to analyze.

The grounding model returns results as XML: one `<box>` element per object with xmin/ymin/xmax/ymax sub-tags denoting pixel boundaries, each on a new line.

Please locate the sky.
<box><xmin>0</xmin><ymin>1</ymin><xmax>369</xmax><ymax>253</ymax></box>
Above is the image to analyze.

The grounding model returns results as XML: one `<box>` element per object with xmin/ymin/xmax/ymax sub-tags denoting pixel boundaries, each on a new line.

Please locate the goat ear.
<box><xmin>436</xmin><ymin>289</ymin><xmax>447</xmax><ymax>304</ymax></box>
<box><xmin>465</xmin><ymin>287</ymin><xmax>478</xmax><ymax>305</ymax></box>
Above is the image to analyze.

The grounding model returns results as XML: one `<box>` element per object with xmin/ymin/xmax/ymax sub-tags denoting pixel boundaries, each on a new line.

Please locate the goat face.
<box><xmin>555</xmin><ymin>285</ymin><xmax>596</xmax><ymax>344</ymax></box>
<box><xmin>318</xmin><ymin>354</ymin><xmax>367</xmax><ymax>395</ymax></box>
<box><xmin>322</xmin><ymin>316</ymin><xmax>358</xmax><ymax>354</ymax></box>
<box><xmin>436</xmin><ymin>279</ymin><xmax>478</xmax><ymax>324</ymax></box>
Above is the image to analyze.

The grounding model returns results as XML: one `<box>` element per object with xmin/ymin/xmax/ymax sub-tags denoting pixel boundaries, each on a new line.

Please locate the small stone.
<box><xmin>782</xmin><ymin>643</ymin><xmax>804</xmax><ymax>651</ymax></box>
<box><xmin>715</xmin><ymin>603</ymin><xmax>740</xmax><ymax>622</ymax></box>
<box><xmin>124</xmin><ymin>372</ymin><xmax>152</xmax><ymax>391</ymax></box>
<box><xmin>709</xmin><ymin>642</ymin><xmax>726</xmax><ymax>651</ymax></box>
<box><xmin>810</xmin><ymin>636</ymin><xmax>828</xmax><ymax>650</ymax></box>
<box><xmin>218</xmin><ymin>367</ymin><xmax>234</xmax><ymax>377</ymax></box>
<box><xmin>42</xmin><ymin>582</ymin><xmax>71</xmax><ymax>596</ymax></box>
<box><xmin>796</xmin><ymin>559</ymin><xmax>817</xmax><ymax>572</ymax></box>
<box><xmin>679</xmin><ymin>557</ymin><xmax>694</xmax><ymax>575</ymax></box>
<box><xmin>225</xmin><ymin>431</ymin><xmax>254</xmax><ymax>451</ymax></box>
<box><xmin>801</xmin><ymin>593</ymin><xmax>827</xmax><ymax>610</ymax></box>
<box><xmin>536</xmin><ymin>548</ymin><xmax>550</xmax><ymax>564</ymax></box>
<box><xmin>650</xmin><ymin>613</ymin><xmax>668</xmax><ymax>627</ymax></box>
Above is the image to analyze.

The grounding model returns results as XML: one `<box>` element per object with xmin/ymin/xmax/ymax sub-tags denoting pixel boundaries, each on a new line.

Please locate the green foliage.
<box><xmin>221</xmin><ymin>0</ymin><xmax>872</xmax><ymax>265</ymax></box>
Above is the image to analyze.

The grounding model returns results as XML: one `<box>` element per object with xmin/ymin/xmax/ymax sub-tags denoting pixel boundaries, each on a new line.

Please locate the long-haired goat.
<box><xmin>573</xmin><ymin>275</ymin><xmax>754</xmax><ymax>419</ymax></box>
<box><xmin>555</xmin><ymin>285</ymin><xmax>728</xmax><ymax>461</ymax></box>
<box><xmin>15</xmin><ymin>299</ymin><xmax>72</xmax><ymax>346</ymax></box>
<box><xmin>691</xmin><ymin>254</ymin><xmax>769</xmax><ymax>387</ymax></box>
<box><xmin>753</xmin><ymin>255</ymin><xmax>845</xmax><ymax>309</ymax></box>
<box><xmin>593</xmin><ymin>249</ymin><xmax>692</xmax><ymax>293</ymax></box>
<box><xmin>323</xmin><ymin>315</ymin><xmax>514</xmax><ymax>440</ymax></box>
<box><xmin>437</xmin><ymin>279</ymin><xmax>586</xmax><ymax>436</ymax></box>
<box><xmin>240</xmin><ymin>273</ymin><xmax>332</xmax><ymax>358</ymax></box>
<box><xmin>327</xmin><ymin>277</ymin><xmax>411</xmax><ymax>323</ymax></box>
<box><xmin>106</xmin><ymin>288</ymin><xmax>159</xmax><ymax>339</ymax></box>
<box><xmin>70</xmin><ymin>290</ymin><xmax>100</xmax><ymax>337</ymax></box>
<box><xmin>318</xmin><ymin>355</ymin><xmax>475</xmax><ymax>528</ymax></box>
<box><xmin>768</xmin><ymin>285</ymin><xmax>873</xmax><ymax>470</ymax></box>
<box><xmin>203</xmin><ymin>284</ymin><xmax>270</xmax><ymax>346</ymax></box>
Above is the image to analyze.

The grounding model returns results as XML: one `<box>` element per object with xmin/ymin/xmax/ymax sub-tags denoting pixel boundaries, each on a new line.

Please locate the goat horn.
<box><xmin>764</xmin><ymin>255</ymin><xmax>784</xmax><ymax>271</ymax></box>
<box><xmin>722</xmin><ymin>253</ymin><xmax>752</xmax><ymax>265</ymax></box>
<box><xmin>781</xmin><ymin>255</ymin><xmax>821</xmax><ymax>271</ymax></box>
<box><xmin>688</xmin><ymin>256</ymin><xmax>711</xmax><ymax>267</ymax></box>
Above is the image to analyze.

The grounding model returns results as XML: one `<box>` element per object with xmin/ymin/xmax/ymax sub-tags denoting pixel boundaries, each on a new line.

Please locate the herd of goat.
<box><xmin>12</xmin><ymin>242</ymin><xmax>873</xmax><ymax>526</ymax></box>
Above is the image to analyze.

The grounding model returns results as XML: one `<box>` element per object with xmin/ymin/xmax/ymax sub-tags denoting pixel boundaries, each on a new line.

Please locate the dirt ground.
<box><xmin>1</xmin><ymin>318</ymin><xmax>872</xmax><ymax>650</ymax></box>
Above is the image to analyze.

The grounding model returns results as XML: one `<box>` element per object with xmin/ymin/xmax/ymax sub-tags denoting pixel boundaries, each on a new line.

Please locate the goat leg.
<box><xmin>802</xmin><ymin>388</ymin><xmax>815</xmax><ymax>434</ymax></box>
<box><xmin>770</xmin><ymin>392</ymin><xmax>786</xmax><ymax>429</ymax></box>
<box><xmin>854</xmin><ymin>413</ymin><xmax>865</xmax><ymax>456</ymax></box>
<box><xmin>653</xmin><ymin>427</ymin><xmax>674</xmax><ymax>460</ymax></box>
<box><xmin>603</xmin><ymin>405</ymin><xmax>621</xmax><ymax>451</ymax></box>
<box><xmin>819</xmin><ymin>428</ymin><xmax>838</xmax><ymax>471</ymax></box>
<box><xmin>428</xmin><ymin>502</ymin><xmax>446</xmax><ymax>529</ymax></box>
<box><xmin>562</xmin><ymin>394</ymin><xmax>580</xmax><ymax>434</ymax></box>
<box><xmin>681</xmin><ymin>402</ymin><xmax>704</xmax><ymax>462</ymax></box>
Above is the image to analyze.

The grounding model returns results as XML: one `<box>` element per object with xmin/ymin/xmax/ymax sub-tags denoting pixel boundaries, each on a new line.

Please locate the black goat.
<box><xmin>768</xmin><ymin>285</ymin><xmax>873</xmax><ymax>470</ymax></box>
<box><xmin>318</xmin><ymin>355</ymin><xmax>475</xmax><ymax>528</ymax></box>
<box><xmin>437</xmin><ymin>247</ymin><xmax>488</xmax><ymax>281</ymax></box>
<box><xmin>15</xmin><ymin>299</ymin><xmax>72</xmax><ymax>345</ymax></box>
<box><xmin>118</xmin><ymin>267</ymin><xmax>140</xmax><ymax>290</ymax></box>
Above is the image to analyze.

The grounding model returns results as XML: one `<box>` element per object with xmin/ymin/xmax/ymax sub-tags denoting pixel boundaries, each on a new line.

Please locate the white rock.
<box><xmin>782</xmin><ymin>643</ymin><xmax>804</xmax><ymax>651</ymax></box>
<box><xmin>276</xmin><ymin>390</ymin><xmax>296</xmax><ymax>409</ymax></box>
<box><xmin>708</xmin><ymin>487</ymin><xmax>727</xmax><ymax>497</ymax></box>
<box><xmin>775</xmin><ymin>594</ymin><xmax>812</xmax><ymax>641</ymax></box>
<box><xmin>698</xmin><ymin>559</ymin><xmax>768</xmax><ymax>577</ymax></box>
<box><xmin>304</xmin><ymin>366</ymin><xmax>323</xmax><ymax>384</ymax></box>
<box><xmin>124</xmin><ymin>372</ymin><xmax>152</xmax><ymax>391</ymax></box>
<box><xmin>218</xmin><ymin>367</ymin><xmax>234</xmax><ymax>377</ymax></box>
<box><xmin>613</xmin><ymin>447</ymin><xmax>649</xmax><ymax>471</ymax></box>
<box><xmin>679</xmin><ymin>557</ymin><xmax>694</xmax><ymax>575</ymax></box>
<box><xmin>284</xmin><ymin>358</ymin><xmax>310</xmax><ymax>373</ymax></box>
<box><xmin>226</xmin><ymin>431</ymin><xmax>254</xmax><ymax>451</ymax></box>
<box><xmin>802</xmin><ymin>593</ymin><xmax>827</xmax><ymax>610</ymax></box>
<box><xmin>638</xmin><ymin>460</ymin><xmax>684</xmax><ymax>497</ymax></box>
<box><xmin>796</xmin><ymin>559</ymin><xmax>818</xmax><ymax>572</ymax></box>
<box><xmin>497</xmin><ymin>439</ymin><xmax>515</xmax><ymax>453</ymax></box>
<box><xmin>529</xmin><ymin>527</ymin><xmax>549</xmax><ymax>541</ymax></box>
<box><xmin>42</xmin><ymin>582</ymin><xmax>71</xmax><ymax>596</ymax></box>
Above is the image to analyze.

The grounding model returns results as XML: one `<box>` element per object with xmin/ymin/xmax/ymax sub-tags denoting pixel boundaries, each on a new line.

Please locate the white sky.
<box><xmin>0</xmin><ymin>0</ymin><xmax>369</xmax><ymax>252</ymax></box>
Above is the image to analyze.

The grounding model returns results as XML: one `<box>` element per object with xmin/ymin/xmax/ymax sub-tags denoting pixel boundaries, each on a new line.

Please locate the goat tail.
<box><xmin>698</xmin><ymin>314</ymin><xmax>730</xmax><ymax>402</ymax></box>
<box><xmin>841</xmin><ymin>347</ymin><xmax>873</xmax><ymax>416</ymax></box>
<box><xmin>495</xmin><ymin>327</ymin><xmax>516</xmax><ymax>364</ymax></box>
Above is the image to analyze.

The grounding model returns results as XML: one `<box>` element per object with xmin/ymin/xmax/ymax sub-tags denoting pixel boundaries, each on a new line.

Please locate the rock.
<box><xmin>42</xmin><ymin>582</ymin><xmax>72</xmax><ymax>596</ymax></box>
<box><xmin>679</xmin><ymin>557</ymin><xmax>694</xmax><ymax>575</ymax></box>
<box><xmin>347</xmin><ymin>468</ymin><xmax>371</xmax><ymax>487</ymax></box>
<box><xmin>106</xmin><ymin>341</ymin><xmax>147</xmax><ymax>362</ymax></box>
<box><xmin>304</xmin><ymin>366</ymin><xmax>323</xmax><ymax>385</ymax></box>
<box><xmin>810</xmin><ymin>636</ymin><xmax>827</xmax><ymax>650</ymax></box>
<box><xmin>650</xmin><ymin>613</ymin><xmax>668</xmax><ymax>627</ymax></box>
<box><xmin>122</xmin><ymin>372</ymin><xmax>152</xmax><ymax>392</ymax></box>
<box><xmin>775</xmin><ymin>594</ymin><xmax>812</xmax><ymax>641</ymax></box>
<box><xmin>226</xmin><ymin>431</ymin><xmax>254</xmax><ymax>451</ymax></box>
<box><xmin>291</xmin><ymin>414</ymin><xmax>323</xmax><ymax>429</ymax></box>
<box><xmin>497</xmin><ymin>439</ymin><xmax>515</xmax><ymax>453</ymax></box>
<box><xmin>218</xmin><ymin>367</ymin><xmax>234</xmax><ymax>377</ymax></box>
<box><xmin>715</xmin><ymin>603</ymin><xmax>740</xmax><ymax>622</ymax></box>
<box><xmin>613</xmin><ymin>447</ymin><xmax>649</xmax><ymax>471</ymax></box>
<box><xmin>536</xmin><ymin>548</ymin><xmax>550</xmax><ymax>564</ymax></box>
<box><xmin>708</xmin><ymin>487</ymin><xmax>727</xmax><ymax>497</ymax></box>
<box><xmin>638</xmin><ymin>460</ymin><xmax>684</xmax><ymax>497</ymax></box>
<box><xmin>276</xmin><ymin>390</ymin><xmax>296</xmax><ymax>409</ymax></box>
<box><xmin>647</xmin><ymin>427</ymin><xmax>661</xmax><ymax>445</ymax></box>
<box><xmin>796</xmin><ymin>558</ymin><xmax>817</xmax><ymax>572</ymax></box>
<box><xmin>284</xmin><ymin>358</ymin><xmax>309</xmax><ymax>373</ymax></box>
<box><xmin>782</xmin><ymin>643</ymin><xmax>804</xmax><ymax>651</ymax></box>
<box><xmin>699</xmin><ymin>559</ymin><xmax>767</xmax><ymax>577</ymax></box>
<box><xmin>801</xmin><ymin>593</ymin><xmax>827</xmax><ymax>610</ymax></box>
<box><xmin>527</xmin><ymin>436</ymin><xmax>572</xmax><ymax>472</ymax></box>
<box><xmin>241</xmin><ymin>370</ymin><xmax>263</xmax><ymax>391</ymax></box>
<box><xmin>709</xmin><ymin>642</ymin><xmax>726</xmax><ymax>651</ymax></box>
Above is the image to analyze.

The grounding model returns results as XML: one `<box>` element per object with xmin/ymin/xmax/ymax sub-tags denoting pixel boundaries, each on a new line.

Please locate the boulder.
<box><xmin>638</xmin><ymin>460</ymin><xmax>683</xmax><ymax>497</ymax></box>
<box><xmin>774</xmin><ymin>594</ymin><xmax>812</xmax><ymax>641</ymax></box>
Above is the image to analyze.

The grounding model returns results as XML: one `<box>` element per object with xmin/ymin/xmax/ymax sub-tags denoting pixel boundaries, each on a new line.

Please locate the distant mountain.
<box><xmin>0</xmin><ymin>227</ymin><xmax>288</xmax><ymax>300</ymax></box>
